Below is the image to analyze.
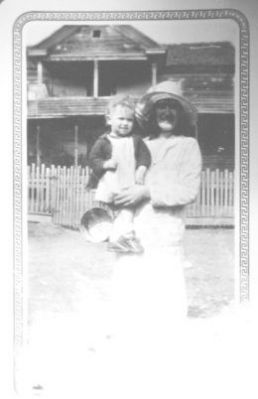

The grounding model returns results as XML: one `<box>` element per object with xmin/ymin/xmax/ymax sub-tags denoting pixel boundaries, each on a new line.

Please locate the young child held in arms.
<box><xmin>89</xmin><ymin>96</ymin><xmax>151</xmax><ymax>253</ymax></box>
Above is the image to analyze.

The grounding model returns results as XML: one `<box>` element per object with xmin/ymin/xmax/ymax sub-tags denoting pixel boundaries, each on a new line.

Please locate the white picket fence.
<box><xmin>28</xmin><ymin>164</ymin><xmax>234</xmax><ymax>227</ymax></box>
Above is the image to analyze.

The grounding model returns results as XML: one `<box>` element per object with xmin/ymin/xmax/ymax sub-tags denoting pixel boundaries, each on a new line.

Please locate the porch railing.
<box><xmin>27</xmin><ymin>96</ymin><xmax>111</xmax><ymax>118</ymax></box>
<box><xmin>27</xmin><ymin>164</ymin><xmax>234</xmax><ymax>227</ymax></box>
<box><xmin>27</xmin><ymin>91</ymin><xmax>234</xmax><ymax>119</ymax></box>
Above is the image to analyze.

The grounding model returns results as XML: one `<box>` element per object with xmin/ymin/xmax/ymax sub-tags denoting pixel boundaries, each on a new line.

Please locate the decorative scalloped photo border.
<box><xmin>13</xmin><ymin>9</ymin><xmax>249</xmax><ymax>348</ymax></box>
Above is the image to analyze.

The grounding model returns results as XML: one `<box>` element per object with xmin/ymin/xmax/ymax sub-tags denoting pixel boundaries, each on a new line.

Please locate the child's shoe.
<box><xmin>107</xmin><ymin>235</ymin><xmax>144</xmax><ymax>254</ymax></box>
<box><xmin>125</xmin><ymin>236</ymin><xmax>144</xmax><ymax>254</ymax></box>
<box><xmin>107</xmin><ymin>236</ymin><xmax>132</xmax><ymax>253</ymax></box>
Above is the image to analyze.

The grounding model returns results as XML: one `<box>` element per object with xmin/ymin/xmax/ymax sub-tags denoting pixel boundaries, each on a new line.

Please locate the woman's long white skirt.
<box><xmin>107</xmin><ymin>246</ymin><xmax>187</xmax><ymax>399</ymax></box>
<box><xmin>112</xmin><ymin>248</ymin><xmax>187</xmax><ymax>341</ymax></box>
<box><xmin>105</xmin><ymin>204</ymin><xmax>189</xmax><ymax>398</ymax></box>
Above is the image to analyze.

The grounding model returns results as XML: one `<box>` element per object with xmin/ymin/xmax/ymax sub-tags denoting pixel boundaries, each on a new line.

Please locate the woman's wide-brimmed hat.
<box><xmin>135</xmin><ymin>80</ymin><xmax>198</xmax><ymax>129</ymax></box>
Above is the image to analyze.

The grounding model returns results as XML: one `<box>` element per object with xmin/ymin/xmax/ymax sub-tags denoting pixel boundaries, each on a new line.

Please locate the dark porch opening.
<box><xmin>44</xmin><ymin>61</ymin><xmax>93</xmax><ymax>97</ymax></box>
<box><xmin>27</xmin><ymin>116</ymin><xmax>106</xmax><ymax>167</ymax></box>
<box><xmin>197</xmin><ymin>113</ymin><xmax>235</xmax><ymax>170</ymax></box>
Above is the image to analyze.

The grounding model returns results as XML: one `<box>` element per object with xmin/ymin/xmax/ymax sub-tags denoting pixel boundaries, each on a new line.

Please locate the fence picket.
<box><xmin>224</xmin><ymin>169</ymin><xmax>229</xmax><ymax>212</ymax></box>
<box><xmin>220</xmin><ymin>170</ymin><xmax>224</xmax><ymax>215</ymax></box>
<box><xmin>69</xmin><ymin>166</ymin><xmax>74</xmax><ymax>227</ymax></box>
<box><xmin>56</xmin><ymin>166</ymin><xmax>61</xmax><ymax>224</ymax></box>
<box><xmin>211</xmin><ymin>169</ymin><xmax>215</xmax><ymax>216</ymax></box>
<box><xmin>73</xmin><ymin>166</ymin><xmax>78</xmax><ymax>227</ymax></box>
<box><xmin>215</xmin><ymin>169</ymin><xmax>219</xmax><ymax>216</ymax></box>
<box><xmin>50</xmin><ymin>165</ymin><xmax>56</xmax><ymax>218</ymax></box>
<box><xmin>36</xmin><ymin>164</ymin><xmax>41</xmax><ymax>213</ymax></box>
<box><xmin>45</xmin><ymin>166</ymin><xmax>50</xmax><ymax>213</ymax></box>
<box><xmin>40</xmin><ymin>164</ymin><xmax>45</xmax><ymax>213</ymax></box>
<box><xmin>207</xmin><ymin>169</ymin><xmax>211</xmax><ymax>217</ymax></box>
<box><xmin>74</xmin><ymin>166</ymin><xmax>79</xmax><ymax>227</ymax></box>
<box><xmin>28</xmin><ymin>164</ymin><xmax>235</xmax><ymax>227</ymax></box>
<box><xmin>201</xmin><ymin>170</ymin><xmax>205</xmax><ymax>217</ymax></box>
<box><xmin>63</xmin><ymin>166</ymin><xmax>68</xmax><ymax>225</ymax></box>
<box><xmin>75</xmin><ymin>166</ymin><xmax>81</xmax><ymax>228</ymax></box>
<box><xmin>82</xmin><ymin>169</ymin><xmax>87</xmax><ymax>217</ymax></box>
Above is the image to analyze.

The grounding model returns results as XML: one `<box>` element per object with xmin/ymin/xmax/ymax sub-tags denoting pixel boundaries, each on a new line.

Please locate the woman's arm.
<box><xmin>114</xmin><ymin>138</ymin><xmax>202</xmax><ymax>208</ymax></box>
<box><xmin>113</xmin><ymin>185</ymin><xmax>150</xmax><ymax>207</ymax></box>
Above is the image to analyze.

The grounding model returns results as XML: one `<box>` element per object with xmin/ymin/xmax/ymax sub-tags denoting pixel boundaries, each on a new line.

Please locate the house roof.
<box><xmin>165</xmin><ymin>42</ymin><xmax>234</xmax><ymax>67</ymax></box>
<box><xmin>27</xmin><ymin>25</ymin><xmax>166</xmax><ymax>61</ymax></box>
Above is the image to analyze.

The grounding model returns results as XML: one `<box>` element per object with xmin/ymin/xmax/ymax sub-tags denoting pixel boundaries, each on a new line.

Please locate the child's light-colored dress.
<box><xmin>95</xmin><ymin>136</ymin><xmax>136</xmax><ymax>203</ymax></box>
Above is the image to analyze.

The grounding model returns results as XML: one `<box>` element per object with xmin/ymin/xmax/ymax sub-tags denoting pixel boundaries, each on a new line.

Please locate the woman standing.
<box><xmin>108</xmin><ymin>81</ymin><xmax>202</xmax><ymax>398</ymax></box>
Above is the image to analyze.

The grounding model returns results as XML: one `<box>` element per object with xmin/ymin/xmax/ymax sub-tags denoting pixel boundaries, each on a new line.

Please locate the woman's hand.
<box><xmin>113</xmin><ymin>185</ymin><xmax>150</xmax><ymax>207</ymax></box>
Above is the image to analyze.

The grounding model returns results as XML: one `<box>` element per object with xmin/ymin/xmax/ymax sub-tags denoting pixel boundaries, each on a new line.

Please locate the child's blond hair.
<box><xmin>106</xmin><ymin>95</ymin><xmax>136</xmax><ymax>122</ymax></box>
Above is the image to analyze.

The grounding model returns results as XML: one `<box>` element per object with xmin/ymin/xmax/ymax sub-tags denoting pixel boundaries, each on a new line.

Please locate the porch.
<box><xmin>28</xmin><ymin>96</ymin><xmax>111</xmax><ymax>119</ymax></box>
<box><xmin>27</xmin><ymin>90</ymin><xmax>234</xmax><ymax>119</ymax></box>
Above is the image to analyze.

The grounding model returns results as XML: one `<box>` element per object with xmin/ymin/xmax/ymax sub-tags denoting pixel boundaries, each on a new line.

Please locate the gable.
<box><xmin>28</xmin><ymin>25</ymin><xmax>165</xmax><ymax>61</ymax></box>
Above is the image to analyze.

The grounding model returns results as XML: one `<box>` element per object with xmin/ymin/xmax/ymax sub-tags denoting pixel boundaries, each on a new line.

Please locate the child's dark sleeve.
<box><xmin>133</xmin><ymin>136</ymin><xmax>151</xmax><ymax>169</ymax></box>
<box><xmin>88</xmin><ymin>137</ymin><xmax>111</xmax><ymax>178</ymax></box>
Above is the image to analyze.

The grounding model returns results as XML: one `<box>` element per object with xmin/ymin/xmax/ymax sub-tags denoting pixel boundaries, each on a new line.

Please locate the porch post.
<box><xmin>37</xmin><ymin>61</ymin><xmax>43</xmax><ymax>84</ymax></box>
<box><xmin>36</xmin><ymin>124</ymin><xmax>41</xmax><ymax>166</ymax></box>
<box><xmin>74</xmin><ymin>125</ymin><xmax>79</xmax><ymax>166</ymax></box>
<box><xmin>93</xmin><ymin>60</ymin><xmax>99</xmax><ymax>97</ymax></box>
<box><xmin>151</xmin><ymin>62</ymin><xmax>157</xmax><ymax>86</ymax></box>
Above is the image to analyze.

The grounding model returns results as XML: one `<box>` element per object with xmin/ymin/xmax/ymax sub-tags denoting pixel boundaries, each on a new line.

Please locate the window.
<box><xmin>92</xmin><ymin>30</ymin><xmax>101</xmax><ymax>38</ymax></box>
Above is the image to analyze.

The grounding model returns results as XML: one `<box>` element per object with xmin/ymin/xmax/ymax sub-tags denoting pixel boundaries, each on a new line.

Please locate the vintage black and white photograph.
<box><xmin>11</xmin><ymin>7</ymin><xmax>252</xmax><ymax>398</ymax></box>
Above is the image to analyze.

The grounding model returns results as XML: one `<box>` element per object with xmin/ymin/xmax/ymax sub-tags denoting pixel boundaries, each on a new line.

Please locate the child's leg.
<box><xmin>109</xmin><ymin>208</ymin><xmax>134</xmax><ymax>242</ymax></box>
<box><xmin>95</xmin><ymin>171</ymin><xmax>118</xmax><ymax>203</ymax></box>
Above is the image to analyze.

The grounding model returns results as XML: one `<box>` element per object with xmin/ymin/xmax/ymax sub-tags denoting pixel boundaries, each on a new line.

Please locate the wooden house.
<box><xmin>27</xmin><ymin>25</ymin><xmax>166</xmax><ymax>166</ymax></box>
<box><xmin>27</xmin><ymin>25</ymin><xmax>235</xmax><ymax>226</ymax></box>
<box><xmin>27</xmin><ymin>25</ymin><xmax>235</xmax><ymax>171</ymax></box>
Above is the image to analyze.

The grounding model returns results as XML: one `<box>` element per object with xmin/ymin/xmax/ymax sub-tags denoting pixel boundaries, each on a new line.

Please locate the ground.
<box><xmin>17</xmin><ymin>222</ymin><xmax>249</xmax><ymax>397</ymax></box>
<box><xmin>28</xmin><ymin>222</ymin><xmax>235</xmax><ymax>323</ymax></box>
